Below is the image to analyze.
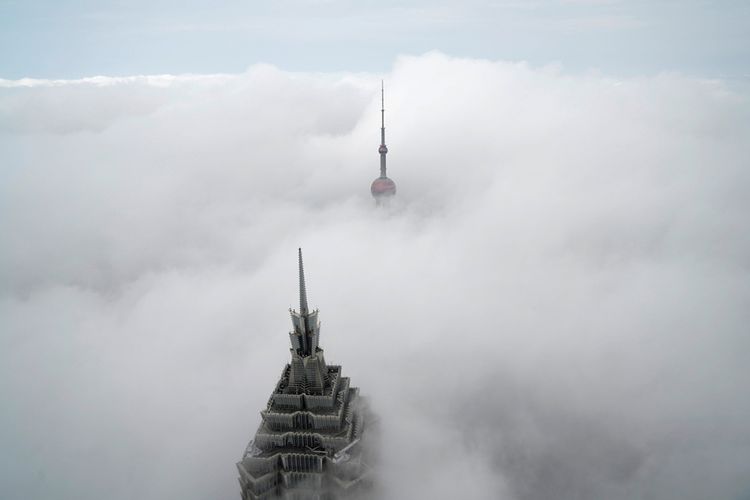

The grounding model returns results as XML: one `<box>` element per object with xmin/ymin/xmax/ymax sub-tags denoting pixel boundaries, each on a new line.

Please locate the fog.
<box><xmin>1</xmin><ymin>52</ymin><xmax>749</xmax><ymax>500</ymax></box>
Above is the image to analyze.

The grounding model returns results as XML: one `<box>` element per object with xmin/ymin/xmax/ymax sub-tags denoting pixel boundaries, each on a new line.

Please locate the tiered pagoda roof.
<box><xmin>237</xmin><ymin>250</ymin><xmax>372</xmax><ymax>499</ymax></box>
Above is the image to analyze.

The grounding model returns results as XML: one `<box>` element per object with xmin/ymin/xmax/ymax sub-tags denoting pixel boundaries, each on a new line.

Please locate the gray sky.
<box><xmin>1</xmin><ymin>0</ymin><xmax>749</xmax><ymax>79</ymax></box>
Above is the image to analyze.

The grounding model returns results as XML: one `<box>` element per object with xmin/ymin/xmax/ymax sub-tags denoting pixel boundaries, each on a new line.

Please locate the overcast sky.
<box><xmin>1</xmin><ymin>2</ymin><xmax>750</xmax><ymax>500</ymax></box>
<box><xmin>1</xmin><ymin>0</ymin><xmax>749</xmax><ymax>79</ymax></box>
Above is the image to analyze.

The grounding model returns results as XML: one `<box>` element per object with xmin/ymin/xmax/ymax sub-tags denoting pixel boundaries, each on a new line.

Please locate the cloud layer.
<box><xmin>1</xmin><ymin>53</ymin><xmax>749</xmax><ymax>500</ymax></box>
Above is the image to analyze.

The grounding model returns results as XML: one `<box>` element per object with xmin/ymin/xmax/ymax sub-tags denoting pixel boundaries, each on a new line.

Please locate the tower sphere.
<box><xmin>371</xmin><ymin>176</ymin><xmax>396</xmax><ymax>197</ymax></box>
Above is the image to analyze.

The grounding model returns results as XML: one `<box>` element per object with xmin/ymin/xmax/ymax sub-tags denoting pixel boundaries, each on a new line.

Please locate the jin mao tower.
<box><xmin>237</xmin><ymin>250</ymin><xmax>371</xmax><ymax>499</ymax></box>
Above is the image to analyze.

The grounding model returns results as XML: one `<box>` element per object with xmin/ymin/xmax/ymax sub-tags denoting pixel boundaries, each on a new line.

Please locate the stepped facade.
<box><xmin>237</xmin><ymin>250</ymin><xmax>372</xmax><ymax>499</ymax></box>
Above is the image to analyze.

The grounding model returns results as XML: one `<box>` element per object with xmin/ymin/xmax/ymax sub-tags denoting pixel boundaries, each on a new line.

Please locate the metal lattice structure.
<box><xmin>237</xmin><ymin>249</ymin><xmax>372</xmax><ymax>499</ymax></box>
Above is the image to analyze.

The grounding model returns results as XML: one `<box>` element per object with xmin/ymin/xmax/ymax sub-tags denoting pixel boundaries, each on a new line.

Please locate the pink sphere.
<box><xmin>371</xmin><ymin>177</ymin><xmax>397</xmax><ymax>197</ymax></box>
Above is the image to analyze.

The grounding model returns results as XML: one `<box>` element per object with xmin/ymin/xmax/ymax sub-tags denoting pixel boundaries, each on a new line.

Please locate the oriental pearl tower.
<box><xmin>371</xmin><ymin>81</ymin><xmax>397</xmax><ymax>202</ymax></box>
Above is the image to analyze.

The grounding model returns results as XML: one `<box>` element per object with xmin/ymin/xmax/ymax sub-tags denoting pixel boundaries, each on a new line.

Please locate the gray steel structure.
<box><xmin>237</xmin><ymin>249</ymin><xmax>371</xmax><ymax>499</ymax></box>
<box><xmin>370</xmin><ymin>81</ymin><xmax>396</xmax><ymax>201</ymax></box>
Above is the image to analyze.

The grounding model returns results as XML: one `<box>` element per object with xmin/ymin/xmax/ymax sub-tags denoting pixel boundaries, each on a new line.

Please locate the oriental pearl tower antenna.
<box><xmin>370</xmin><ymin>80</ymin><xmax>397</xmax><ymax>203</ymax></box>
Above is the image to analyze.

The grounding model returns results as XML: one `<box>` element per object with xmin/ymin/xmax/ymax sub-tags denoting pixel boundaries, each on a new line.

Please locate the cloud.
<box><xmin>1</xmin><ymin>53</ymin><xmax>749</xmax><ymax>500</ymax></box>
<box><xmin>0</xmin><ymin>74</ymin><xmax>238</xmax><ymax>134</ymax></box>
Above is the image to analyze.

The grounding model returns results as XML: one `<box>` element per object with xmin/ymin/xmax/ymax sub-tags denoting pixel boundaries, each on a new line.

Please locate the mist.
<box><xmin>1</xmin><ymin>52</ymin><xmax>749</xmax><ymax>500</ymax></box>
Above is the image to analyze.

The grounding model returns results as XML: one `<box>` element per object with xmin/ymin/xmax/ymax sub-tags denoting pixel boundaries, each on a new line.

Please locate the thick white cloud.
<box><xmin>1</xmin><ymin>53</ymin><xmax>749</xmax><ymax>500</ymax></box>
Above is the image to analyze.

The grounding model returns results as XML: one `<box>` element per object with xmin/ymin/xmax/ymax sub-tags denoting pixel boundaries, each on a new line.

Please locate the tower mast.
<box><xmin>379</xmin><ymin>80</ymin><xmax>387</xmax><ymax>178</ymax></box>
<box><xmin>370</xmin><ymin>80</ymin><xmax>396</xmax><ymax>200</ymax></box>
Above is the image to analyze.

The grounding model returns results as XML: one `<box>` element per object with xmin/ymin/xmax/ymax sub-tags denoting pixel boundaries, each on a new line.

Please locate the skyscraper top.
<box><xmin>236</xmin><ymin>250</ymin><xmax>372</xmax><ymax>498</ymax></box>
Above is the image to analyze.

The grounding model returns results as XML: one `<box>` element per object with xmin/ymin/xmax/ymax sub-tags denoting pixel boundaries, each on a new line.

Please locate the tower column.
<box><xmin>371</xmin><ymin>80</ymin><xmax>397</xmax><ymax>201</ymax></box>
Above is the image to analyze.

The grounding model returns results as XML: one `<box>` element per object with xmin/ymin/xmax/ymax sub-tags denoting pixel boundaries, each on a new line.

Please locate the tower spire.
<box><xmin>370</xmin><ymin>80</ymin><xmax>396</xmax><ymax>200</ymax></box>
<box><xmin>298</xmin><ymin>248</ymin><xmax>308</xmax><ymax>316</ymax></box>
<box><xmin>379</xmin><ymin>80</ymin><xmax>387</xmax><ymax>178</ymax></box>
<box><xmin>381</xmin><ymin>81</ymin><xmax>385</xmax><ymax>134</ymax></box>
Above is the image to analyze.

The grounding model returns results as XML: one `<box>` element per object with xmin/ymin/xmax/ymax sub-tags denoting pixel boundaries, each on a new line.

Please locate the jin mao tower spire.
<box><xmin>298</xmin><ymin>248</ymin><xmax>308</xmax><ymax>316</ymax></box>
